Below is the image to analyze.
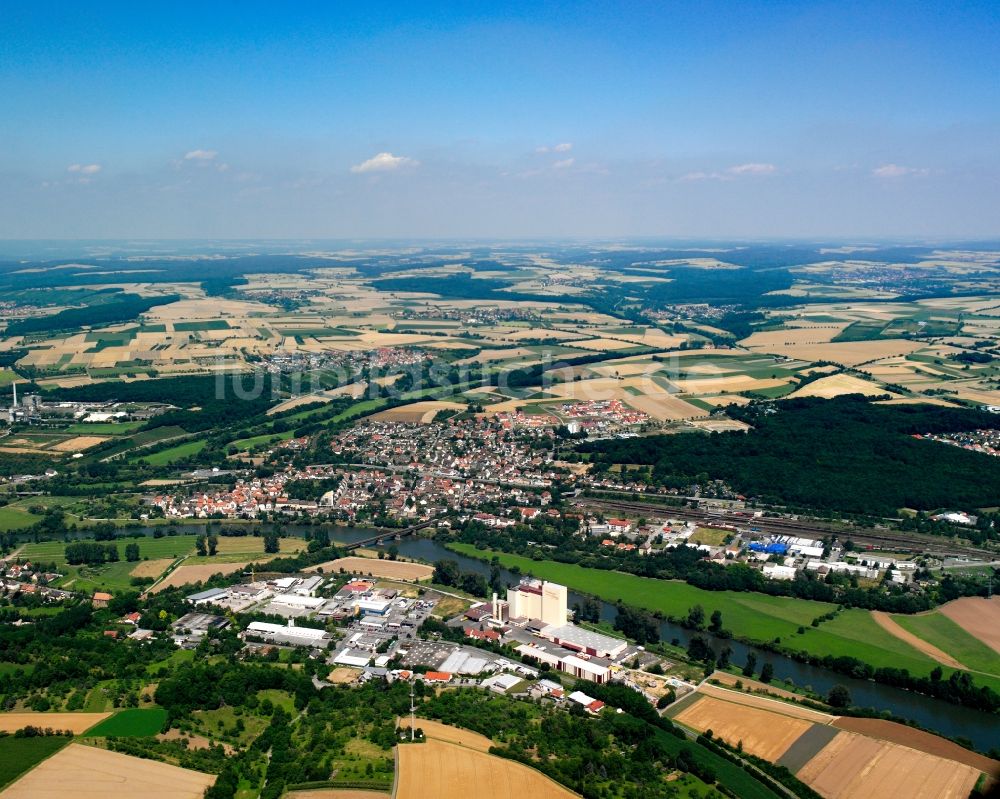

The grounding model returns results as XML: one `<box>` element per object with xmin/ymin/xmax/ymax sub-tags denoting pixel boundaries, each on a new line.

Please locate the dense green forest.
<box><xmin>5</xmin><ymin>293</ymin><xmax>180</xmax><ymax>336</ymax></box>
<box><xmin>581</xmin><ymin>396</ymin><xmax>1000</xmax><ymax>515</ymax></box>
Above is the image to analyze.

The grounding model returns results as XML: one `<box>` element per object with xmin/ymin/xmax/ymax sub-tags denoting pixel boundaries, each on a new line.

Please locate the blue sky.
<box><xmin>1</xmin><ymin>1</ymin><xmax>998</xmax><ymax>239</ymax></box>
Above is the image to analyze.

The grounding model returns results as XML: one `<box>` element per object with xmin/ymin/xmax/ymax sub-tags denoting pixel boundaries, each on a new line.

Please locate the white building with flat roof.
<box><xmin>271</xmin><ymin>593</ymin><xmax>326</xmax><ymax>609</ymax></box>
<box><xmin>245</xmin><ymin>621</ymin><xmax>330</xmax><ymax>648</ymax></box>
<box><xmin>539</xmin><ymin>623</ymin><xmax>628</xmax><ymax>660</ymax></box>
<box><xmin>507</xmin><ymin>578</ymin><xmax>568</xmax><ymax>627</ymax></box>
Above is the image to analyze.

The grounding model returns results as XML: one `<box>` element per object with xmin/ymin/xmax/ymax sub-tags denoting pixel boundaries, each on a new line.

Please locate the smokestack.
<box><xmin>492</xmin><ymin>592</ymin><xmax>498</xmax><ymax>619</ymax></box>
<box><xmin>12</xmin><ymin>381</ymin><xmax>16</xmax><ymax>409</ymax></box>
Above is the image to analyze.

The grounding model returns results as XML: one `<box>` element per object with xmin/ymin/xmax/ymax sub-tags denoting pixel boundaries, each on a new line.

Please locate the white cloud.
<box><xmin>678</xmin><ymin>170</ymin><xmax>712</xmax><ymax>182</ymax></box>
<box><xmin>184</xmin><ymin>149</ymin><xmax>218</xmax><ymax>161</ymax></box>
<box><xmin>552</xmin><ymin>157</ymin><xmax>575</xmax><ymax>169</ymax></box>
<box><xmin>872</xmin><ymin>163</ymin><xmax>929</xmax><ymax>178</ymax></box>
<box><xmin>678</xmin><ymin>163</ymin><xmax>777</xmax><ymax>182</ymax></box>
<box><xmin>67</xmin><ymin>163</ymin><xmax>101</xmax><ymax>175</ymax></box>
<box><xmin>537</xmin><ymin>142</ymin><xmax>573</xmax><ymax>154</ymax></box>
<box><xmin>350</xmin><ymin>152</ymin><xmax>418</xmax><ymax>173</ymax></box>
<box><xmin>727</xmin><ymin>162</ymin><xmax>776</xmax><ymax>176</ymax></box>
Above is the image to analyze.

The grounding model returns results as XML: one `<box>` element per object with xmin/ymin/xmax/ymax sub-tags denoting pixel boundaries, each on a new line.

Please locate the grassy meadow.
<box><xmin>447</xmin><ymin>545</ymin><xmax>1000</xmax><ymax>689</ymax></box>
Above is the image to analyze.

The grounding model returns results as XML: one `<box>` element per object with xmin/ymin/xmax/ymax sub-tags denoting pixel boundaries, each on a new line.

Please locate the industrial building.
<box><xmin>538</xmin><ymin>623</ymin><xmax>628</xmax><ymax>660</ymax></box>
<box><xmin>185</xmin><ymin>587</ymin><xmax>230</xmax><ymax>606</ymax></box>
<box><xmin>506</xmin><ymin>577</ymin><xmax>568</xmax><ymax>627</ymax></box>
<box><xmin>245</xmin><ymin>620</ymin><xmax>331</xmax><ymax>648</ymax></box>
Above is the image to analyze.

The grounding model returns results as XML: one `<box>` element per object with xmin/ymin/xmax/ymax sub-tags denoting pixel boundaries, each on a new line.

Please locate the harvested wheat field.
<box><xmin>623</xmin><ymin>391</ymin><xmax>708</xmax><ymax>421</ymax></box>
<box><xmin>0</xmin><ymin>712</ymin><xmax>110</xmax><ymax>734</ymax></box>
<box><xmin>832</xmin><ymin>717</ymin><xmax>1000</xmax><ymax>778</ymax></box>
<box><xmin>306</xmin><ymin>557</ymin><xmax>433</xmax><ymax>581</ymax></box>
<box><xmin>50</xmin><ymin>435</ymin><xmax>109</xmax><ymax>452</ymax></box>
<box><xmin>396</xmin><ymin>738</ymin><xmax>579</xmax><ymax>799</ymax></box>
<box><xmin>569</xmin><ymin>337</ymin><xmax>639</xmax><ymax>351</ymax></box>
<box><xmin>871</xmin><ymin>611</ymin><xmax>966</xmax><ymax>669</ymax></box>
<box><xmin>939</xmin><ymin>596</ymin><xmax>1000</xmax><ymax>654</ymax></box>
<box><xmin>150</xmin><ymin>561</ymin><xmax>251</xmax><ymax>593</ymax></box>
<box><xmin>130</xmin><ymin>558</ymin><xmax>175</xmax><ymax>579</ymax></box>
<box><xmin>373</xmin><ymin>401</ymin><xmax>465</xmax><ymax>423</ymax></box>
<box><xmin>0</xmin><ymin>743</ymin><xmax>215</xmax><ymax>799</ymax></box>
<box><xmin>696</xmin><ymin>683</ymin><xmax>835</xmax><ymax>722</ymax></box>
<box><xmin>417</xmin><ymin>718</ymin><xmax>493</xmax><ymax>752</ymax></box>
<box><xmin>796</xmin><ymin>731</ymin><xmax>981</xmax><ymax>799</ymax></box>
<box><xmin>789</xmin><ymin>374</ymin><xmax>896</xmax><ymax>399</ymax></box>
<box><xmin>672</xmin><ymin>694</ymin><xmax>813</xmax><ymax>761</ymax></box>
<box><xmin>674</xmin><ymin>375</ymin><xmax>791</xmax><ymax>394</ymax></box>
<box><xmin>744</xmin><ymin>338</ymin><xmax>922</xmax><ymax>367</ymax></box>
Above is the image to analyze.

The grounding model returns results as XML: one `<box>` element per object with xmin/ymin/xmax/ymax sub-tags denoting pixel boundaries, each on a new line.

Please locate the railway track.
<box><xmin>570</xmin><ymin>496</ymin><xmax>995</xmax><ymax>558</ymax></box>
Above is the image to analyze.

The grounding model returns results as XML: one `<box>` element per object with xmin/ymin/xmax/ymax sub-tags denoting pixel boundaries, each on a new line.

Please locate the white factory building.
<box><xmin>245</xmin><ymin>620</ymin><xmax>331</xmax><ymax>648</ymax></box>
<box><xmin>506</xmin><ymin>578</ymin><xmax>568</xmax><ymax>627</ymax></box>
<box><xmin>538</xmin><ymin>623</ymin><xmax>628</xmax><ymax>660</ymax></box>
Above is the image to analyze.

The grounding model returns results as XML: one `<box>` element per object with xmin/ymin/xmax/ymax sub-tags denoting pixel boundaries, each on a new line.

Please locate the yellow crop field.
<box><xmin>0</xmin><ymin>712</ymin><xmax>110</xmax><ymax>734</ymax></box>
<box><xmin>672</xmin><ymin>695</ymin><xmax>814</xmax><ymax>762</ymax></box>
<box><xmin>797</xmin><ymin>731</ymin><xmax>981</xmax><ymax>799</ymax></box>
<box><xmin>0</xmin><ymin>743</ymin><xmax>215</xmax><ymax>799</ymax></box>
<box><xmin>396</xmin><ymin>739</ymin><xmax>579</xmax><ymax>799</ymax></box>
<box><xmin>306</xmin><ymin>557</ymin><xmax>434</xmax><ymax>581</ymax></box>
<box><xmin>788</xmin><ymin>374</ymin><xmax>897</xmax><ymax>399</ymax></box>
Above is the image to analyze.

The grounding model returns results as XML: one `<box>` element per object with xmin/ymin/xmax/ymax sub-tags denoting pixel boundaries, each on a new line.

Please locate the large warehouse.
<box><xmin>245</xmin><ymin>621</ymin><xmax>331</xmax><ymax>648</ymax></box>
<box><xmin>539</xmin><ymin>623</ymin><xmax>628</xmax><ymax>660</ymax></box>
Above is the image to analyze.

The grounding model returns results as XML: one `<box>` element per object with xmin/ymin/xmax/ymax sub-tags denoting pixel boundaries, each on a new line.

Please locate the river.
<box><xmin>385</xmin><ymin>536</ymin><xmax>1000</xmax><ymax>751</ymax></box>
<box><xmin>23</xmin><ymin>521</ymin><xmax>999</xmax><ymax>749</ymax></box>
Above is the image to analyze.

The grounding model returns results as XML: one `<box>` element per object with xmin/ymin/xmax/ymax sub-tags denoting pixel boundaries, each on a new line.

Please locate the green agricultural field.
<box><xmin>53</xmin><ymin>560</ymin><xmax>147</xmax><ymax>594</ymax></box>
<box><xmin>173</xmin><ymin>319</ymin><xmax>231</xmax><ymax>331</ymax></box>
<box><xmin>141</xmin><ymin>438</ymin><xmax>207</xmax><ymax>465</ymax></box>
<box><xmin>83</xmin><ymin>707</ymin><xmax>167</xmax><ymax>737</ymax></box>
<box><xmin>21</xmin><ymin>534</ymin><xmax>201</xmax><ymax>566</ymax></box>
<box><xmin>448</xmin><ymin>545</ymin><xmax>985</xmax><ymax>687</ymax></box>
<box><xmin>779</xmin><ymin>609</ymin><xmax>937</xmax><ymax>673</ymax></box>
<box><xmin>0</xmin><ymin>735</ymin><xmax>71</xmax><ymax>790</ymax></box>
<box><xmin>0</xmin><ymin>368</ymin><xmax>19</xmax><ymax>387</ymax></box>
<box><xmin>231</xmin><ymin>430</ymin><xmax>294</xmax><ymax>451</ymax></box>
<box><xmin>0</xmin><ymin>505</ymin><xmax>42</xmax><ymax>532</ymax></box>
<box><xmin>65</xmin><ymin>421</ymin><xmax>145</xmax><ymax>434</ymax></box>
<box><xmin>448</xmin><ymin>545</ymin><xmax>832</xmax><ymax>640</ymax></box>
<box><xmin>892</xmin><ymin>611</ymin><xmax>1000</xmax><ymax>678</ymax></box>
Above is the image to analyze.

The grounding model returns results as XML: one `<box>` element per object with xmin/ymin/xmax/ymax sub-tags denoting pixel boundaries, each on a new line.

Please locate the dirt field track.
<box><xmin>0</xmin><ymin>743</ymin><xmax>215</xmax><ymax>799</ymax></box>
<box><xmin>832</xmin><ymin>717</ymin><xmax>1000</xmax><ymax>778</ymax></box>
<box><xmin>871</xmin><ymin>611</ymin><xmax>966</xmax><ymax>669</ymax></box>
<box><xmin>939</xmin><ymin>596</ymin><xmax>1000</xmax><ymax>654</ymax></box>
<box><xmin>306</xmin><ymin>557</ymin><xmax>434</xmax><ymax>581</ymax></box>
<box><xmin>396</xmin><ymin>738</ymin><xmax>579</xmax><ymax>799</ymax></box>
<box><xmin>150</xmin><ymin>561</ymin><xmax>251</xmax><ymax>592</ymax></box>
<box><xmin>797</xmin><ymin>730</ymin><xmax>981</xmax><ymax>799</ymax></box>
<box><xmin>0</xmin><ymin>712</ymin><xmax>110</xmax><ymax>734</ymax></box>
<box><xmin>672</xmin><ymin>694</ymin><xmax>813</xmax><ymax>762</ymax></box>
